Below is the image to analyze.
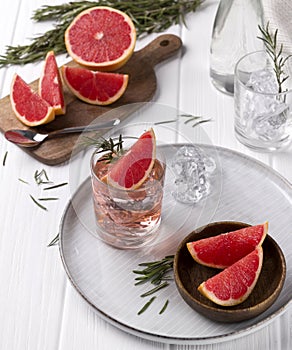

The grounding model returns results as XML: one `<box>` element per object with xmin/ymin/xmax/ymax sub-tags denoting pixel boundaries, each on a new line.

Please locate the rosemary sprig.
<box><xmin>133</xmin><ymin>255</ymin><xmax>174</xmax><ymax>315</ymax></box>
<box><xmin>82</xmin><ymin>134</ymin><xmax>124</xmax><ymax>162</ymax></box>
<box><xmin>0</xmin><ymin>0</ymin><xmax>202</xmax><ymax>66</ymax></box>
<box><xmin>258</xmin><ymin>22</ymin><xmax>292</xmax><ymax>93</ymax></box>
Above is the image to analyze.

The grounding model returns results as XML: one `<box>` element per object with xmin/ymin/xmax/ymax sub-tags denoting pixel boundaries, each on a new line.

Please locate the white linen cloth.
<box><xmin>263</xmin><ymin>0</ymin><xmax>292</xmax><ymax>54</ymax></box>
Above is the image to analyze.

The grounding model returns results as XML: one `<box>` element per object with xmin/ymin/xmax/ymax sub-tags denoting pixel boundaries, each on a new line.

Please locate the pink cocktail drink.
<box><xmin>90</xmin><ymin>146</ymin><xmax>165</xmax><ymax>249</ymax></box>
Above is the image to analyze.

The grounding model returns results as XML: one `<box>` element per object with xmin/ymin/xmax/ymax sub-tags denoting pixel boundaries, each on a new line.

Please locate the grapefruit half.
<box><xmin>61</xmin><ymin>65</ymin><xmax>128</xmax><ymax>105</ymax></box>
<box><xmin>39</xmin><ymin>51</ymin><xmax>66</xmax><ymax>115</ymax></box>
<box><xmin>64</xmin><ymin>6</ymin><xmax>136</xmax><ymax>71</ymax></box>
<box><xmin>106</xmin><ymin>128</ymin><xmax>156</xmax><ymax>190</ymax></box>
<box><xmin>198</xmin><ymin>246</ymin><xmax>263</xmax><ymax>306</ymax></box>
<box><xmin>10</xmin><ymin>74</ymin><xmax>55</xmax><ymax>127</ymax></box>
<box><xmin>187</xmin><ymin>222</ymin><xmax>268</xmax><ymax>269</ymax></box>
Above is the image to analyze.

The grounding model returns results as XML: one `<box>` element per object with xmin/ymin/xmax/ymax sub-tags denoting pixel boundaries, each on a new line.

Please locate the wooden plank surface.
<box><xmin>0</xmin><ymin>34</ymin><xmax>182</xmax><ymax>165</ymax></box>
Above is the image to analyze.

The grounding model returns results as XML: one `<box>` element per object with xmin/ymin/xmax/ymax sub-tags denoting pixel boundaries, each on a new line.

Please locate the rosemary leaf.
<box><xmin>38</xmin><ymin>197</ymin><xmax>59</xmax><ymax>201</ymax></box>
<box><xmin>191</xmin><ymin>118</ymin><xmax>212</xmax><ymax>128</ymax></box>
<box><xmin>137</xmin><ymin>296</ymin><xmax>156</xmax><ymax>315</ymax></box>
<box><xmin>18</xmin><ymin>178</ymin><xmax>29</xmax><ymax>184</ymax></box>
<box><xmin>44</xmin><ymin>182</ymin><xmax>68</xmax><ymax>190</ymax></box>
<box><xmin>154</xmin><ymin>119</ymin><xmax>177</xmax><ymax>125</ymax></box>
<box><xmin>47</xmin><ymin>233</ymin><xmax>59</xmax><ymax>247</ymax></box>
<box><xmin>2</xmin><ymin>151</ymin><xmax>8</xmax><ymax>166</ymax></box>
<box><xmin>159</xmin><ymin>299</ymin><xmax>169</xmax><ymax>314</ymax></box>
<box><xmin>0</xmin><ymin>0</ymin><xmax>203</xmax><ymax>66</ymax></box>
<box><xmin>34</xmin><ymin>169</ymin><xmax>52</xmax><ymax>185</ymax></box>
<box><xmin>140</xmin><ymin>281</ymin><xmax>169</xmax><ymax>297</ymax></box>
<box><xmin>29</xmin><ymin>194</ymin><xmax>48</xmax><ymax>211</ymax></box>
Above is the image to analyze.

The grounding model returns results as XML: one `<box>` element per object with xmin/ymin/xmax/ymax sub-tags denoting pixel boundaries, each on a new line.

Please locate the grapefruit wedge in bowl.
<box><xmin>174</xmin><ymin>221</ymin><xmax>286</xmax><ymax>322</ymax></box>
<box><xmin>187</xmin><ymin>222</ymin><xmax>268</xmax><ymax>269</ymax></box>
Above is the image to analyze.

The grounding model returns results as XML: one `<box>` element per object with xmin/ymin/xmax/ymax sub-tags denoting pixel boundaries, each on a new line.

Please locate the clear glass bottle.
<box><xmin>210</xmin><ymin>0</ymin><xmax>264</xmax><ymax>95</ymax></box>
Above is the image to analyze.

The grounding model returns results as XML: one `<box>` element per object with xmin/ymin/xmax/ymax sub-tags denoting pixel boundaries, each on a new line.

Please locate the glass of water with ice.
<box><xmin>234</xmin><ymin>50</ymin><xmax>292</xmax><ymax>151</ymax></box>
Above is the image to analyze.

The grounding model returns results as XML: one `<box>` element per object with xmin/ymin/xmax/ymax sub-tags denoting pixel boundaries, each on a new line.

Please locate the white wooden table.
<box><xmin>0</xmin><ymin>1</ymin><xmax>291</xmax><ymax>349</ymax></box>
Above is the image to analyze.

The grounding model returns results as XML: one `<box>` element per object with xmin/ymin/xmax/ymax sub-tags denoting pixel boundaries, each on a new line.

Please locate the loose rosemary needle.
<box><xmin>0</xmin><ymin>0</ymin><xmax>203</xmax><ymax>66</ymax></box>
<box><xmin>2</xmin><ymin>151</ymin><xmax>8</xmax><ymax>166</ymax></box>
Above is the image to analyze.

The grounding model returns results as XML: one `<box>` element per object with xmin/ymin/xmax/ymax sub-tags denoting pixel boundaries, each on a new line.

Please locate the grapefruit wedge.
<box><xmin>106</xmin><ymin>128</ymin><xmax>156</xmax><ymax>190</ymax></box>
<box><xmin>187</xmin><ymin>222</ymin><xmax>268</xmax><ymax>269</ymax></box>
<box><xmin>61</xmin><ymin>65</ymin><xmax>128</xmax><ymax>105</ymax></box>
<box><xmin>64</xmin><ymin>6</ymin><xmax>136</xmax><ymax>71</ymax></box>
<box><xmin>10</xmin><ymin>74</ymin><xmax>55</xmax><ymax>127</ymax></box>
<box><xmin>198</xmin><ymin>246</ymin><xmax>263</xmax><ymax>306</ymax></box>
<box><xmin>39</xmin><ymin>51</ymin><xmax>65</xmax><ymax>115</ymax></box>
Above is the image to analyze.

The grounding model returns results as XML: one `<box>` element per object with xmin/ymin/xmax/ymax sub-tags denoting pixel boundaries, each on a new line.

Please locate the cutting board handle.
<box><xmin>136</xmin><ymin>34</ymin><xmax>182</xmax><ymax>67</ymax></box>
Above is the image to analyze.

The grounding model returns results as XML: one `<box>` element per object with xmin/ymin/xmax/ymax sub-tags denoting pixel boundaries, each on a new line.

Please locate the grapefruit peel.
<box><xmin>187</xmin><ymin>222</ymin><xmax>268</xmax><ymax>269</ymax></box>
<box><xmin>106</xmin><ymin>128</ymin><xmax>156</xmax><ymax>190</ymax></box>
<box><xmin>10</xmin><ymin>74</ymin><xmax>55</xmax><ymax>127</ymax></box>
<box><xmin>198</xmin><ymin>246</ymin><xmax>264</xmax><ymax>307</ymax></box>
<box><xmin>61</xmin><ymin>65</ymin><xmax>129</xmax><ymax>105</ymax></box>
<box><xmin>64</xmin><ymin>6</ymin><xmax>136</xmax><ymax>71</ymax></box>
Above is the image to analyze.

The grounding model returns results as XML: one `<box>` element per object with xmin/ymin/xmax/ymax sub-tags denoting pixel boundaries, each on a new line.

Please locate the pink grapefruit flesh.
<box><xmin>61</xmin><ymin>65</ymin><xmax>128</xmax><ymax>105</ymax></box>
<box><xmin>64</xmin><ymin>6</ymin><xmax>136</xmax><ymax>71</ymax></box>
<box><xmin>10</xmin><ymin>74</ymin><xmax>55</xmax><ymax>127</ymax></box>
<box><xmin>198</xmin><ymin>246</ymin><xmax>263</xmax><ymax>306</ymax></box>
<box><xmin>39</xmin><ymin>51</ymin><xmax>66</xmax><ymax>115</ymax></box>
<box><xmin>106</xmin><ymin>128</ymin><xmax>156</xmax><ymax>190</ymax></box>
<box><xmin>187</xmin><ymin>222</ymin><xmax>268</xmax><ymax>269</ymax></box>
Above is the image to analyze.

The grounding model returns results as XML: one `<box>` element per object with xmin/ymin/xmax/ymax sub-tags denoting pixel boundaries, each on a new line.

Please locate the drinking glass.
<box><xmin>90</xmin><ymin>138</ymin><xmax>166</xmax><ymax>249</ymax></box>
<box><xmin>234</xmin><ymin>50</ymin><xmax>292</xmax><ymax>151</ymax></box>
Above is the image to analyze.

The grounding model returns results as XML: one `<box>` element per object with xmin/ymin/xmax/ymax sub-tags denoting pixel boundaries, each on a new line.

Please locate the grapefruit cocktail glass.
<box><xmin>90</xmin><ymin>137</ymin><xmax>166</xmax><ymax>249</ymax></box>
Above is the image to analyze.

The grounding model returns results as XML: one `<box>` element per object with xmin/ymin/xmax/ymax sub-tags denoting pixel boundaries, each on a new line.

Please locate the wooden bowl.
<box><xmin>174</xmin><ymin>221</ymin><xmax>286</xmax><ymax>323</ymax></box>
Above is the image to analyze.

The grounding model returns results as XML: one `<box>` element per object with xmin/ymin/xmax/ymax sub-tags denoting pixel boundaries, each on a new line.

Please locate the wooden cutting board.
<box><xmin>0</xmin><ymin>34</ymin><xmax>182</xmax><ymax>165</ymax></box>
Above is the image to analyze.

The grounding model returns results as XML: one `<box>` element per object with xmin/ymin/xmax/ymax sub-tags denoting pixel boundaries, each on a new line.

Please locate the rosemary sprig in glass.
<box><xmin>0</xmin><ymin>0</ymin><xmax>203</xmax><ymax>66</ymax></box>
<box><xmin>258</xmin><ymin>22</ymin><xmax>292</xmax><ymax>93</ymax></box>
<box><xmin>81</xmin><ymin>134</ymin><xmax>124</xmax><ymax>160</ymax></box>
<box><xmin>134</xmin><ymin>255</ymin><xmax>174</xmax><ymax>315</ymax></box>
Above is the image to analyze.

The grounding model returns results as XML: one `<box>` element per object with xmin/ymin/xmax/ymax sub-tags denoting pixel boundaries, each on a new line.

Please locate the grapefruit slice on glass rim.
<box><xmin>105</xmin><ymin>128</ymin><xmax>156</xmax><ymax>190</ymax></box>
<box><xmin>64</xmin><ymin>6</ymin><xmax>136</xmax><ymax>71</ymax></box>
<box><xmin>187</xmin><ymin>222</ymin><xmax>268</xmax><ymax>269</ymax></box>
<box><xmin>198</xmin><ymin>246</ymin><xmax>264</xmax><ymax>307</ymax></box>
<box><xmin>39</xmin><ymin>51</ymin><xmax>66</xmax><ymax>115</ymax></box>
<box><xmin>10</xmin><ymin>74</ymin><xmax>55</xmax><ymax>127</ymax></box>
<box><xmin>61</xmin><ymin>65</ymin><xmax>129</xmax><ymax>105</ymax></box>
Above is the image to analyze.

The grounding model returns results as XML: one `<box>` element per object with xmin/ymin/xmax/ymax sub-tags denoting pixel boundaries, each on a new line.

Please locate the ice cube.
<box><xmin>239</xmin><ymin>68</ymin><xmax>291</xmax><ymax>142</ymax></box>
<box><xmin>253</xmin><ymin>103</ymin><xmax>289</xmax><ymax>141</ymax></box>
<box><xmin>171</xmin><ymin>145</ymin><xmax>216</xmax><ymax>204</ymax></box>
<box><xmin>247</xmin><ymin>69</ymin><xmax>278</xmax><ymax>94</ymax></box>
